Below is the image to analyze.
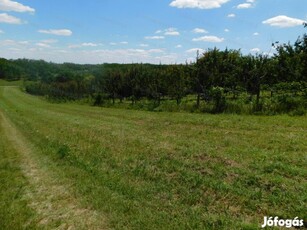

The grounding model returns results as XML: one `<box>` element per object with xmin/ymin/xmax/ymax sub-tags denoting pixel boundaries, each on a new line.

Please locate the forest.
<box><xmin>1</xmin><ymin>25</ymin><xmax>306</xmax><ymax>115</ymax></box>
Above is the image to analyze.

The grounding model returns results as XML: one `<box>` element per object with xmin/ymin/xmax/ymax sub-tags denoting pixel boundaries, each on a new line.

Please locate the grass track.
<box><xmin>0</xmin><ymin>111</ymin><xmax>38</xmax><ymax>229</ymax></box>
<box><xmin>0</xmin><ymin>86</ymin><xmax>306</xmax><ymax>229</ymax></box>
<box><xmin>0</xmin><ymin>88</ymin><xmax>107</xmax><ymax>229</ymax></box>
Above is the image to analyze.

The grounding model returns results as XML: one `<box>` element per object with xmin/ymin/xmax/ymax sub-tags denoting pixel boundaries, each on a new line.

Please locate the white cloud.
<box><xmin>262</xmin><ymin>15</ymin><xmax>306</xmax><ymax>28</ymax></box>
<box><xmin>193</xmin><ymin>28</ymin><xmax>208</xmax><ymax>33</ymax></box>
<box><xmin>89</xmin><ymin>48</ymin><xmax>174</xmax><ymax>64</ymax></box>
<box><xmin>68</xmin><ymin>44</ymin><xmax>80</xmax><ymax>49</ymax></box>
<box><xmin>165</xmin><ymin>31</ymin><xmax>180</xmax><ymax>36</ymax></box>
<box><xmin>192</xmin><ymin>35</ymin><xmax>224</xmax><ymax>42</ymax></box>
<box><xmin>224</xmin><ymin>28</ymin><xmax>230</xmax><ymax>32</ymax></box>
<box><xmin>0</xmin><ymin>29</ymin><xmax>3</xmax><ymax>33</ymax></box>
<box><xmin>236</xmin><ymin>3</ymin><xmax>252</xmax><ymax>9</ymax></box>
<box><xmin>148</xmin><ymin>49</ymin><xmax>164</xmax><ymax>53</ymax></box>
<box><xmin>0</xmin><ymin>39</ymin><xmax>30</xmax><ymax>48</ymax></box>
<box><xmin>38</xmin><ymin>29</ymin><xmax>72</xmax><ymax>36</ymax></box>
<box><xmin>164</xmin><ymin>28</ymin><xmax>180</xmax><ymax>36</ymax></box>
<box><xmin>236</xmin><ymin>0</ymin><xmax>256</xmax><ymax>9</ymax></box>
<box><xmin>41</xmin><ymin>39</ymin><xmax>58</xmax><ymax>44</ymax></box>
<box><xmin>139</xmin><ymin>43</ymin><xmax>149</xmax><ymax>47</ymax></box>
<box><xmin>253</xmin><ymin>32</ymin><xmax>259</xmax><ymax>36</ymax></box>
<box><xmin>18</xmin><ymin>40</ymin><xmax>28</xmax><ymax>45</ymax></box>
<box><xmin>69</xmin><ymin>42</ymin><xmax>102</xmax><ymax>49</ymax></box>
<box><xmin>145</xmin><ymin>36</ymin><xmax>165</xmax><ymax>40</ymax></box>
<box><xmin>120</xmin><ymin>41</ymin><xmax>128</xmax><ymax>44</ymax></box>
<box><xmin>109</xmin><ymin>42</ymin><xmax>117</xmax><ymax>45</ymax></box>
<box><xmin>0</xmin><ymin>13</ymin><xmax>22</xmax><ymax>24</ymax></box>
<box><xmin>186</xmin><ymin>48</ymin><xmax>205</xmax><ymax>53</ymax></box>
<box><xmin>155</xmin><ymin>53</ymin><xmax>179</xmax><ymax>63</ymax></box>
<box><xmin>0</xmin><ymin>43</ymin><xmax>183</xmax><ymax>64</ymax></box>
<box><xmin>8</xmin><ymin>47</ymin><xmax>20</xmax><ymax>51</ymax></box>
<box><xmin>170</xmin><ymin>0</ymin><xmax>230</xmax><ymax>9</ymax></box>
<box><xmin>176</xmin><ymin>44</ymin><xmax>182</xmax><ymax>48</ymax></box>
<box><xmin>0</xmin><ymin>39</ymin><xmax>14</xmax><ymax>46</ymax></box>
<box><xmin>0</xmin><ymin>0</ymin><xmax>34</xmax><ymax>13</ymax></box>
<box><xmin>250</xmin><ymin>48</ymin><xmax>260</xmax><ymax>53</ymax></box>
<box><xmin>227</xmin><ymin>13</ymin><xmax>236</xmax><ymax>18</ymax></box>
<box><xmin>82</xmin><ymin>43</ymin><xmax>99</xmax><ymax>47</ymax></box>
<box><xmin>36</xmin><ymin>43</ymin><xmax>50</xmax><ymax>48</ymax></box>
<box><xmin>1</xmin><ymin>39</ymin><xmax>10</xmax><ymax>45</ymax></box>
<box><xmin>150</xmin><ymin>28</ymin><xmax>180</xmax><ymax>37</ymax></box>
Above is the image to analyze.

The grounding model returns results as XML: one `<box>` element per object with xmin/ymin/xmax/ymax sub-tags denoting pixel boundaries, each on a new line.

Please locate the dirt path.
<box><xmin>0</xmin><ymin>110</ymin><xmax>108</xmax><ymax>230</ymax></box>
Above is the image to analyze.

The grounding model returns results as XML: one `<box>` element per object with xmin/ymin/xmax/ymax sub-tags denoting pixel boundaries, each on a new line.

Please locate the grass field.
<box><xmin>0</xmin><ymin>86</ymin><xmax>306</xmax><ymax>229</ymax></box>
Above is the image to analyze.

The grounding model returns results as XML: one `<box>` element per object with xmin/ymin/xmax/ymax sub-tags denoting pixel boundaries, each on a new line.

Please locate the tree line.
<box><xmin>0</xmin><ymin>25</ymin><xmax>306</xmax><ymax>115</ymax></box>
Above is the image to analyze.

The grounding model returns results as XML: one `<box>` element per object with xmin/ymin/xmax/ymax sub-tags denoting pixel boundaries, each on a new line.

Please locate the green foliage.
<box><xmin>0</xmin><ymin>58</ymin><xmax>23</xmax><ymax>81</ymax></box>
<box><xmin>209</xmin><ymin>87</ymin><xmax>227</xmax><ymax>113</ymax></box>
<box><xmin>24</xmin><ymin>81</ymin><xmax>48</xmax><ymax>96</ymax></box>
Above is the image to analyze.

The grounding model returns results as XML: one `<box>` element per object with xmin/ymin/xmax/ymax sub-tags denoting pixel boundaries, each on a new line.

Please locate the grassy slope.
<box><xmin>0</xmin><ymin>86</ymin><xmax>306</xmax><ymax>229</ymax></box>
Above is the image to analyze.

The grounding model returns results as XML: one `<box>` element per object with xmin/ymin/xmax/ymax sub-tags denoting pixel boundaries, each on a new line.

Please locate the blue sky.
<box><xmin>0</xmin><ymin>0</ymin><xmax>306</xmax><ymax>64</ymax></box>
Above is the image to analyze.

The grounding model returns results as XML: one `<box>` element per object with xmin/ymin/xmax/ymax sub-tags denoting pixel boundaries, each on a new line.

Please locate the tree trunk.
<box><xmin>176</xmin><ymin>97</ymin><xmax>181</xmax><ymax>106</ymax></box>
<box><xmin>196</xmin><ymin>94</ymin><xmax>200</xmax><ymax>108</ymax></box>
<box><xmin>256</xmin><ymin>89</ymin><xmax>260</xmax><ymax>111</ymax></box>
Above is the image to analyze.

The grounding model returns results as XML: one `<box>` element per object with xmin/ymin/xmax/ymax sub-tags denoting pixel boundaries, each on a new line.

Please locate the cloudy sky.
<box><xmin>0</xmin><ymin>0</ymin><xmax>306</xmax><ymax>64</ymax></box>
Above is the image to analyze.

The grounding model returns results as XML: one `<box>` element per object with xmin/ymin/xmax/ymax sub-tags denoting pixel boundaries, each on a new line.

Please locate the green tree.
<box><xmin>166</xmin><ymin>65</ymin><xmax>187</xmax><ymax>105</ymax></box>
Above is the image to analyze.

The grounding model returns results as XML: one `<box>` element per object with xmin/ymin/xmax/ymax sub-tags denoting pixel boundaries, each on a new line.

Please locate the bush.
<box><xmin>25</xmin><ymin>82</ymin><xmax>48</xmax><ymax>96</ymax></box>
<box><xmin>209</xmin><ymin>87</ymin><xmax>227</xmax><ymax>113</ymax></box>
<box><xmin>275</xmin><ymin>95</ymin><xmax>303</xmax><ymax>112</ymax></box>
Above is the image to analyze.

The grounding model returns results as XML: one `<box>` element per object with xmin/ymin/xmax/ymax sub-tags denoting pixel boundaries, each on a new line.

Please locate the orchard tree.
<box><xmin>242</xmin><ymin>54</ymin><xmax>269</xmax><ymax>110</ymax></box>
<box><xmin>166</xmin><ymin>65</ymin><xmax>188</xmax><ymax>105</ymax></box>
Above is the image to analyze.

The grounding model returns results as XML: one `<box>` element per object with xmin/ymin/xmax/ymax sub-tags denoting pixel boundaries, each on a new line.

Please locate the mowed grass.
<box><xmin>0</xmin><ymin>86</ymin><xmax>306</xmax><ymax>229</ymax></box>
<box><xmin>0</xmin><ymin>110</ymin><xmax>38</xmax><ymax>229</ymax></box>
